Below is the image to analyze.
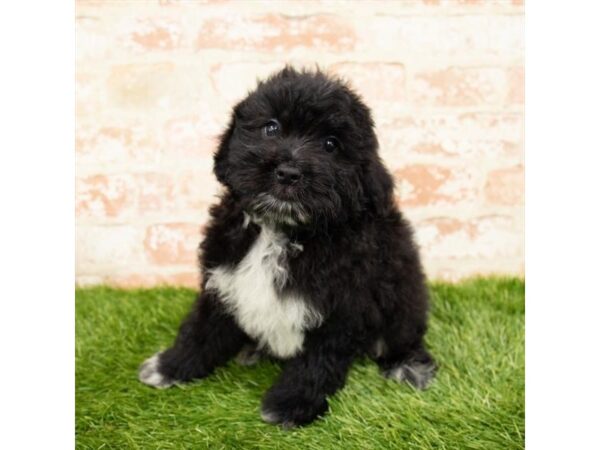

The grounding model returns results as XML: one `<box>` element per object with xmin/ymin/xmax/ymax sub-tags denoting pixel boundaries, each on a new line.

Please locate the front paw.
<box><xmin>261</xmin><ymin>390</ymin><xmax>328</xmax><ymax>428</ymax></box>
<box><xmin>138</xmin><ymin>352</ymin><xmax>176</xmax><ymax>389</ymax></box>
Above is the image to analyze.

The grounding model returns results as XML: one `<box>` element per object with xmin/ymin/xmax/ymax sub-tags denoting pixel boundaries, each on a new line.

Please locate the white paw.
<box><xmin>235</xmin><ymin>345</ymin><xmax>262</xmax><ymax>366</ymax></box>
<box><xmin>138</xmin><ymin>353</ymin><xmax>175</xmax><ymax>389</ymax></box>
<box><xmin>260</xmin><ymin>409</ymin><xmax>279</xmax><ymax>424</ymax></box>
<box><xmin>385</xmin><ymin>365</ymin><xmax>406</xmax><ymax>382</ymax></box>
<box><xmin>384</xmin><ymin>361</ymin><xmax>436</xmax><ymax>389</ymax></box>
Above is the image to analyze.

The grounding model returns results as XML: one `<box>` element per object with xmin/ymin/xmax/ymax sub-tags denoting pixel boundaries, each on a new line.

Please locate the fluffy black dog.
<box><xmin>139</xmin><ymin>67</ymin><xmax>436</xmax><ymax>427</ymax></box>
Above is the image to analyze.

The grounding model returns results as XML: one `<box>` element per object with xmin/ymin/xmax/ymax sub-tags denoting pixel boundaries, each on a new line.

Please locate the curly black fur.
<box><xmin>139</xmin><ymin>67</ymin><xmax>436</xmax><ymax>427</ymax></box>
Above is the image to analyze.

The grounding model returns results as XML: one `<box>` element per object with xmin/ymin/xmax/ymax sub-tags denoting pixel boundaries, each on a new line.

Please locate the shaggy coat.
<box><xmin>139</xmin><ymin>67</ymin><xmax>436</xmax><ymax>427</ymax></box>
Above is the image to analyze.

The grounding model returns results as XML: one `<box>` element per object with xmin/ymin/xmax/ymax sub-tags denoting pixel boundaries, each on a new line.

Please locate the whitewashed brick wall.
<box><xmin>76</xmin><ymin>0</ymin><xmax>525</xmax><ymax>287</ymax></box>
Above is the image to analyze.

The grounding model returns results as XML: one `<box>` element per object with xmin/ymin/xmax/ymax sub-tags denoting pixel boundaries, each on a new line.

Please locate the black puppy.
<box><xmin>139</xmin><ymin>67</ymin><xmax>436</xmax><ymax>427</ymax></box>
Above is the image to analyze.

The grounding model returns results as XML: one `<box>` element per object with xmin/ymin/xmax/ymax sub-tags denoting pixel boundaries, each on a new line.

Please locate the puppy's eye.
<box><xmin>263</xmin><ymin>119</ymin><xmax>281</xmax><ymax>137</ymax></box>
<box><xmin>323</xmin><ymin>136</ymin><xmax>341</xmax><ymax>153</ymax></box>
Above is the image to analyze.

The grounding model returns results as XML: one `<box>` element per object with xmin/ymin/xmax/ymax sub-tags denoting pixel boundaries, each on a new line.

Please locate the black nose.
<box><xmin>275</xmin><ymin>164</ymin><xmax>302</xmax><ymax>185</ymax></box>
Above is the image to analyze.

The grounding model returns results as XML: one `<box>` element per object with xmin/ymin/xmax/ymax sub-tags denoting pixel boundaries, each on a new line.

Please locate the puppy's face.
<box><xmin>214</xmin><ymin>68</ymin><xmax>392</xmax><ymax>227</ymax></box>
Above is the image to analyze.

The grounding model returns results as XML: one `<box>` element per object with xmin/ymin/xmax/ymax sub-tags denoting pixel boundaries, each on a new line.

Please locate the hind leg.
<box><xmin>373</xmin><ymin>328</ymin><xmax>437</xmax><ymax>390</ymax></box>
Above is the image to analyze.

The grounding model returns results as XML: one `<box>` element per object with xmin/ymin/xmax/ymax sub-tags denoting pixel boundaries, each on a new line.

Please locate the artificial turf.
<box><xmin>75</xmin><ymin>277</ymin><xmax>524</xmax><ymax>449</ymax></box>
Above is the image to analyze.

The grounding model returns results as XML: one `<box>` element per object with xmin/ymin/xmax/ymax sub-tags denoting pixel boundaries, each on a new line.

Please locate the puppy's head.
<box><xmin>214</xmin><ymin>67</ymin><xmax>394</xmax><ymax>227</ymax></box>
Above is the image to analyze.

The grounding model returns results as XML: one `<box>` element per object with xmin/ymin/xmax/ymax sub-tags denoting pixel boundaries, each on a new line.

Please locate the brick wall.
<box><xmin>75</xmin><ymin>0</ymin><xmax>524</xmax><ymax>287</ymax></box>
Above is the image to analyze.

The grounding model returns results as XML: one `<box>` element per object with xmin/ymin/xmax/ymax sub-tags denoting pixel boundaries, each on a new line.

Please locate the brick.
<box><xmin>328</xmin><ymin>62</ymin><xmax>406</xmax><ymax>104</ymax></box>
<box><xmin>415</xmin><ymin>215</ymin><xmax>522</xmax><ymax>260</ymax></box>
<box><xmin>162</xmin><ymin>112</ymin><xmax>221</xmax><ymax>161</ymax></box>
<box><xmin>76</xmin><ymin>71</ymin><xmax>106</xmax><ymax>117</ymax></box>
<box><xmin>423</xmin><ymin>259</ymin><xmax>524</xmax><ymax>282</ymax></box>
<box><xmin>209</xmin><ymin>62</ymin><xmax>286</xmax><ymax>105</ymax></box>
<box><xmin>106</xmin><ymin>272</ymin><xmax>199</xmax><ymax>288</ymax></box>
<box><xmin>355</xmin><ymin>15</ymin><xmax>524</xmax><ymax>58</ymax></box>
<box><xmin>144</xmin><ymin>223</ymin><xmax>200</xmax><ymax>265</ymax></box>
<box><xmin>76</xmin><ymin>123</ymin><xmax>159</xmax><ymax>165</ymax></box>
<box><xmin>411</xmin><ymin>67</ymin><xmax>508</xmax><ymax>107</ymax></box>
<box><xmin>129</xmin><ymin>18</ymin><xmax>182</xmax><ymax>51</ymax></box>
<box><xmin>133</xmin><ymin>172</ymin><xmax>218</xmax><ymax>214</ymax></box>
<box><xmin>77</xmin><ymin>13</ymin><xmax>185</xmax><ymax>61</ymax></box>
<box><xmin>76</xmin><ymin>15</ymin><xmax>113</xmax><ymax>62</ymax></box>
<box><xmin>484</xmin><ymin>165</ymin><xmax>524</xmax><ymax>205</ymax></box>
<box><xmin>393</xmin><ymin>164</ymin><xmax>478</xmax><ymax>207</ymax></box>
<box><xmin>106</xmin><ymin>63</ymin><xmax>203</xmax><ymax>112</ymax></box>
<box><xmin>176</xmin><ymin>170</ymin><xmax>221</xmax><ymax>210</ymax></box>
<box><xmin>195</xmin><ymin>14</ymin><xmax>356</xmax><ymax>52</ymax></box>
<box><xmin>76</xmin><ymin>174</ymin><xmax>135</xmax><ymax>219</ymax></box>
<box><xmin>378</xmin><ymin>113</ymin><xmax>523</xmax><ymax>160</ymax></box>
<box><xmin>135</xmin><ymin>173</ymin><xmax>178</xmax><ymax>214</ymax></box>
<box><xmin>75</xmin><ymin>275</ymin><xmax>104</xmax><ymax>287</ymax></box>
<box><xmin>76</xmin><ymin>225</ymin><xmax>144</xmax><ymax>272</ymax></box>
<box><xmin>107</xmin><ymin>63</ymin><xmax>175</xmax><ymax>109</ymax></box>
<box><xmin>422</xmin><ymin>0</ymin><xmax>524</xmax><ymax>6</ymax></box>
<box><xmin>506</xmin><ymin>66</ymin><xmax>524</xmax><ymax>105</ymax></box>
<box><xmin>159</xmin><ymin>0</ymin><xmax>223</xmax><ymax>5</ymax></box>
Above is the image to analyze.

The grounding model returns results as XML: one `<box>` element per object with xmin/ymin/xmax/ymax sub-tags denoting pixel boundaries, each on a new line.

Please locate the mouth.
<box><xmin>249</xmin><ymin>193</ymin><xmax>309</xmax><ymax>226</ymax></box>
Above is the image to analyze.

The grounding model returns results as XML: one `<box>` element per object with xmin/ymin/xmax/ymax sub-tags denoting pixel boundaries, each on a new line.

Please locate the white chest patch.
<box><xmin>205</xmin><ymin>225</ymin><xmax>322</xmax><ymax>359</ymax></box>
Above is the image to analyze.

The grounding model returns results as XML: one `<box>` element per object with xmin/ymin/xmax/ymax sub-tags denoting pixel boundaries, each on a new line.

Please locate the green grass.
<box><xmin>76</xmin><ymin>278</ymin><xmax>524</xmax><ymax>450</ymax></box>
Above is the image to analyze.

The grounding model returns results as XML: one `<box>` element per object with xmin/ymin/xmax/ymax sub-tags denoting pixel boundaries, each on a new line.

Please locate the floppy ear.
<box><xmin>213</xmin><ymin>116</ymin><xmax>235</xmax><ymax>186</ymax></box>
<box><xmin>362</xmin><ymin>157</ymin><xmax>395</xmax><ymax>216</ymax></box>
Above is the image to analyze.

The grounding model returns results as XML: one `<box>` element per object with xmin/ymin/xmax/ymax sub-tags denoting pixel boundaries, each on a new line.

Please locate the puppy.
<box><xmin>139</xmin><ymin>67</ymin><xmax>436</xmax><ymax>427</ymax></box>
